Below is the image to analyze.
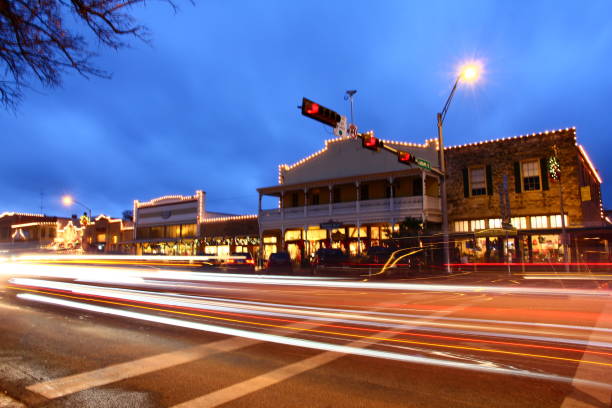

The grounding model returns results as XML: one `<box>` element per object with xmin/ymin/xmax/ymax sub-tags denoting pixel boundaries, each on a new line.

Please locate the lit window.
<box><xmin>470</xmin><ymin>167</ymin><xmax>487</xmax><ymax>196</ymax></box>
<box><xmin>530</xmin><ymin>216</ymin><xmax>548</xmax><ymax>229</ymax></box>
<box><xmin>263</xmin><ymin>236</ymin><xmax>277</xmax><ymax>244</ymax></box>
<box><xmin>285</xmin><ymin>230</ymin><xmax>302</xmax><ymax>241</ymax></box>
<box><xmin>489</xmin><ymin>219</ymin><xmax>502</xmax><ymax>229</ymax></box>
<box><xmin>550</xmin><ymin>214</ymin><xmax>568</xmax><ymax>228</ymax></box>
<box><xmin>511</xmin><ymin>217</ymin><xmax>527</xmax><ymax>229</ymax></box>
<box><xmin>522</xmin><ymin>160</ymin><xmax>541</xmax><ymax>191</ymax></box>
<box><xmin>454</xmin><ymin>221</ymin><xmax>469</xmax><ymax>232</ymax></box>
<box><xmin>470</xmin><ymin>219</ymin><xmax>486</xmax><ymax>231</ymax></box>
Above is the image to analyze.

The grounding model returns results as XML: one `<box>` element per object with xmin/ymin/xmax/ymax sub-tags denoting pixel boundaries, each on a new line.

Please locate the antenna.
<box><xmin>344</xmin><ymin>90</ymin><xmax>357</xmax><ymax>126</ymax></box>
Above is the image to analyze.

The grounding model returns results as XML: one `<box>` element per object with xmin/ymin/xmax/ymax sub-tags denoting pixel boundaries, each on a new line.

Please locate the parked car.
<box><xmin>363</xmin><ymin>246</ymin><xmax>397</xmax><ymax>265</ymax></box>
<box><xmin>311</xmin><ymin>248</ymin><xmax>347</xmax><ymax>275</ymax></box>
<box><xmin>221</xmin><ymin>252</ymin><xmax>255</xmax><ymax>272</ymax></box>
<box><xmin>266</xmin><ymin>252</ymin><xmax>292</xmax><ymax>274</ymax></box>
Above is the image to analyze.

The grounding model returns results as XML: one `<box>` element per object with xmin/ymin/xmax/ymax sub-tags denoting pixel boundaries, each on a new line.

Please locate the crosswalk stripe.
<box><xmin>170</xmin><ymin>303</ymin><xmax>472</xmax><ymax>408</ymax></box>
<box><xmin>27</xmin><ymin>320</ymin><xmax>313</xmax><ymax>399</ymax></box>
<box><xmin>560</xmin><ymin>302</ymin><xmax>612</xmax><ymax>408</ymax></box>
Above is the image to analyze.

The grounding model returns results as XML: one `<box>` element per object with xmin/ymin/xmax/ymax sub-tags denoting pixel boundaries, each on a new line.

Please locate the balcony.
<box><xmin>259</xmin><ymin>195</ymin><xmax>441</xmax><ymax>227</ymax></box>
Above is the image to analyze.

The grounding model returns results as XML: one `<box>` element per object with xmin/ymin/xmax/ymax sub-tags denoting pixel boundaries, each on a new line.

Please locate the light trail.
<box><xmin>17</xmin><ymin>292</ymin><xmax>612</xmax><ymax>390</ymax></box>
<box><xmin>11</xmin><ymin>283</ymin><xmax>612</xmax><ymax>368</ymax></box>
<box><xmin>11</xmin><ymin>278</ymin><xmax>612</xmax><ymax>353</ymax></box>
<box><xmin>2</xmin><ymin>262</ymin><xmax>610</xmax><ymax>297</ymax></box>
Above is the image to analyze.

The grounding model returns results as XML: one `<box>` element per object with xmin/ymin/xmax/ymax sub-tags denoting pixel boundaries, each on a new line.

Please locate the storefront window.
<box><xmin>306</xmin><ymin>229</ymin><xmax>326</xmax><ymax>240</ymax></box>
<box><xmin>285</xmin><ymin>230</ymin><xmax>302</xmax><ymax>241</ymax></box>
<box><xmin>371</xmin><ymin>227</ymin><xmax>380</xmax><ymax>240</ymax></box>
<box><xmin>470</xmin><ymin>219</ymin><xmax>486</xmax><ymax>231</ymax></box>
<box><xmin>205</xmin><ymin>246</ymin><xmax>217</xmax><ymax>255</ymax></box>
<box><xmin>150</xmin><ymin>226</ymin><xmax>163</xmax><ymax>239</ymax></box>
<box><xmin>181</xmin><ymin>224</ymin><xmax>197</xmax><ymax>237</ymax></box>
<box><xmin>166</xmin><ymin>224</ymin><xmax>181</xmax><ymax>238</ymax></box>
<box><xmin>530</xmin><ymin>234</ymin><xmax>563</xmax><ymax>261</ymax></box>
<box><xmin>489</xmin><ymin>219</ymin><xmax>502</xmax><ymax>229</ymax></box>
<box><xmin>348</xmin><ymin>227</ymin><xmax>367</xmax><ymax>238</ymax></box>
<box><xmin>530</xmin><ymin>216</ymin><xmax>548</xmax><ymax>229</ymax></box>
<box><xmin>454</xmin><ymin>221</ymin><xmax>469</xmax><ymax>232</ymax></box>
<box><xmin>511</xmin><ymin>217</ymin><xmax>527</xmax><ymax>229</ymax></box>
<box><xmin>549</xmin><ymin>214</ymin><xmax>568</xmax><ymax>228</ymax></box>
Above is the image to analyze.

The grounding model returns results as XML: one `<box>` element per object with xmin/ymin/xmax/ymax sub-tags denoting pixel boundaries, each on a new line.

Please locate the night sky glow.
<box><xmin>2</xmin><ymin>1</ymin><xmax>611</xmax><ymax>217</ymax></box>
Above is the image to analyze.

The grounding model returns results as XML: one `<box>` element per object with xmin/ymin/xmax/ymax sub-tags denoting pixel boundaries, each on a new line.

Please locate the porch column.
<box><xmin>280</xmin><ymin>191</ymin><xmax>285</xmax><ymax>222</ymax></box>
<box><xmin>355</xmin><ymin>181</ymin><xmax>360</xmax><ymax>213</ymax></box>
<box><xmin>304</xmin><ymin>188</ymin><xmax>308</xmax><ymax>217</ymax></box>
<box><xmin>328</xmin><ymin>185</ymin><xmax>333</xmax><ymax>216</ymax></box>
<box><xmin>389</xmin><ymin>176</ymin><xmax>394</xmax><ymax>212</ymax></box>
<box><xmin>421</xmin><ymin>171</ymin><xmax>426</xmax><ymax>223</ymax></box>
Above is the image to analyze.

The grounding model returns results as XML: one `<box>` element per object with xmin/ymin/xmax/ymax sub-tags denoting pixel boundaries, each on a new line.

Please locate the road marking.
<box><xmin>171</xmin><ymin>303</ymin><xmax>473</xmax><ymax>408</ymax></box>
<box><xmin>560</xmin><ymin>302</ymin><xmax>612</xmax><ymax>408</ymax></box>
<box><xmin>26</xmin><ymin>320</ymin><xmax>313</xmax><ymax>400</ymax></box>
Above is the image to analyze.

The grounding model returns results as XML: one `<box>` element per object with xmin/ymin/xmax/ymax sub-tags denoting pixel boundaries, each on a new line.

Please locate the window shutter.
<box><xmin>540</xmin><ymin>158</ymin><xmax>549</xmax><ymax>191</ymax></box>
<box><xmin>462</xmin><ymin>168</ymin><xmax>469</xmax><ymax>197</ymax></box>
<box><xmin>514</xmin><ymin>162</ymin><xmax>522</xmax><ymax>193</ymax></box>
<box><xmin>486</xmin><ymin>165</ymin><xmax>493</xmax><ymax>196</ymax></box>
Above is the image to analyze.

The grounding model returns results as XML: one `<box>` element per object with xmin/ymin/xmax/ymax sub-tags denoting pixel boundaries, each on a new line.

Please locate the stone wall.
<box><xmin>444</xmin><ymin>129</ymin><xmax>598</xmax><ymax>228</ymax></box>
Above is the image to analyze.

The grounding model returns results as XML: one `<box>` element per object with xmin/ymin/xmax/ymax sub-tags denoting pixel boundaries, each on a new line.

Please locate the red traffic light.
<box><xmin>301</xmin><ymin>98</ymin><xmax>341</xmax><ymax>127</ymax></box>
<box><xmin>305</xmin><ymin>102</ymin><xmax>319</xmax><ymax>115</ymax></box>
<box><xmin>362</xmin><ymin>132</ymin><xmax>381</xmax><ymax>151</ymax></box>
<box><xmin>397</xmin><ymin>151</ymin><xmax>415</xmax><ymax>165</ymax></box>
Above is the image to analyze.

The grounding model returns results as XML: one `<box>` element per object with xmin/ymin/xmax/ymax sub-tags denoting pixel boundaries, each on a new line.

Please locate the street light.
<box><xmin>62</xmin><ymin>194</ymin><xmax>92</xmax><ymax>221</ymax></box>
<box><xmin>438</xmin><ymin>61</ymin><xmax>482</xmax><ymax>273</ymax></box>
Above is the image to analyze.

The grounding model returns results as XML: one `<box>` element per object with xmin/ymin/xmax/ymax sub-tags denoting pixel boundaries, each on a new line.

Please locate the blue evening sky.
<box><xmin>2</xmin><ymin>1</ymin><xmax>611</xmax><ymax>218</ymax></box>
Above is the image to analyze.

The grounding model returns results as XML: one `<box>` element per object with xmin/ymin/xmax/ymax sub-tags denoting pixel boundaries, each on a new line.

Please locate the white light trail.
<box><xmin>3</xmin><ymin>262</ymin><xmax>611</xmax><ymax>298</ymax></box>
<box><xmin>11</xmin><ymin>278</ymin><xmax>612</xmax><ymax>351</ymax></box>
<box><xmin>17</xmin><ymin>293</ymin><xmax>612</xmax><ymax>389</ymax></box>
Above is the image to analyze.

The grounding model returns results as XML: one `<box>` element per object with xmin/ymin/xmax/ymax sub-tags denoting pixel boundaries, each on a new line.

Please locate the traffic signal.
<box><xmin>362</xmin><ymin>131</ymin><xmax>382</xmax><ymax>151</ymax></box>
<box><xmin>397</xmin><ymin>151</ymin><xmax>416</xmax><ymax>165</ymax></box>
<box><xmin>301</xmin><ymin>98</ymin><xmax>342</xmax><ymax>127</ymax></box>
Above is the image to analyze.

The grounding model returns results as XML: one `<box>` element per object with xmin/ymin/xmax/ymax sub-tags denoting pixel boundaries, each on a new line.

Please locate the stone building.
<box><xmin>445</xmin><ymin>127</ymin><xmax>606</xmax><ymax>262</ymax></box>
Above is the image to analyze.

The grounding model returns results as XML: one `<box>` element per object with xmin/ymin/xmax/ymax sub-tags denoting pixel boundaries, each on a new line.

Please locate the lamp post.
<box><xmin>62</xmin><ymin>195</ymin><xmax>92</xmax><ymax>221</ymax></box>
<box><xmin>437</xmin><ymin>63</ymin><xmax>481</xmax><ymax>273</ymax></box>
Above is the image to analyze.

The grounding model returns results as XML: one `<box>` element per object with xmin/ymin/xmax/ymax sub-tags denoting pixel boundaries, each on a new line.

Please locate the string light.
<box><xmin>10</xmin><ymin>222</ymin><xmax>57</xmax><ymax>229</ymax></box>
<box><xmin>136</xmin><ymin>194</ymin><xmax>199</xmax><ymax>208</ymax></box>
<box><xmin>201</xmin><ymin>214</ymin><xmax>258</xmax><ymax>223</ymax></box>
<box><xmin>0</xmin><ymin>212</ymin><xmax>45</xmax><ymax>219</ymax></box>
<box><xmin>277</xmin><ymin>136</ymin><xmax>436</xmax><ymax>183</ymax></box>
<box><xmin>445</xmin><ymin>127</ymin><xmax>576</xmax><ymax>150</ymax></box>
<box><xmin>577</xmin><ymin>144</ymin><xmax>602</xmax><ymax>184</ymax></box>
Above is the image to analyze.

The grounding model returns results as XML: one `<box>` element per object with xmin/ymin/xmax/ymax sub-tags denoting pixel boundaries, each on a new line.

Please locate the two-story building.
<box><xmin>257</xmin><ymin>136</ymin><xmax>442</xmax><ymax>261</ymax></box>
<box><xmin>445</xmin><ymin>127</ymin><xmax>607</xmax><ymax>262</ymax></box>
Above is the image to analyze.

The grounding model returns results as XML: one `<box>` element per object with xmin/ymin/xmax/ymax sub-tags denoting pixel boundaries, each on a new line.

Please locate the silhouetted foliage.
<box><xmin>0</xmin><ymin>0</ymin><xmax>178</xmax><ymax>109</ymax></box>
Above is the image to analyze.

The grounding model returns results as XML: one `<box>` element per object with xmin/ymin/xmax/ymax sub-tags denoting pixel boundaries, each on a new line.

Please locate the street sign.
<box><xmin>415</xmin><ymin>157</ymin><xmax>431</xmax><ymax>170</ymax></box>
<box><xmin>320</xmin><ymin>220</ymin><xmax>343</xmax><ymax>230</ymax></box>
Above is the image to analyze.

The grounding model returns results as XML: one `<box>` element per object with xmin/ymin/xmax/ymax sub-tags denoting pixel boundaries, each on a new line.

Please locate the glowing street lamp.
<box><xmin>438</xmin><ymin>60</ymin><xmax>483</xmax><ymax>273</ymax></box>
<box><xmin>62</xmin><ymin>194</ymin><xmax>91</xmax><ymax>221</ymax></box>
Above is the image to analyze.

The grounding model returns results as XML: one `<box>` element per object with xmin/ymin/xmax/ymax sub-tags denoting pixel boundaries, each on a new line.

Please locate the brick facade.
<box><xmin>445</xmin><ymin>128</ymin><xmax>603</xmax><ymax>229</ymax></box>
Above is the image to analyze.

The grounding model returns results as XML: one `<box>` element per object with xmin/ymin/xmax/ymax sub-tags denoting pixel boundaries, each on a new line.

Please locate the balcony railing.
<box><xmin>259</xmin><ymin>195</ymin><xmax>440</xmax><ymax>222</ymax></box>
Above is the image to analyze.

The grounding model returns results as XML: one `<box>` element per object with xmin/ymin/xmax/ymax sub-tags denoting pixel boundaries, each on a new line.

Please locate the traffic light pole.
<box><xmin>437</xmin><ymin>113</ymin><xmax>451</xmax><ymax>274</ymax></box>
<box><xmin>437</xmin><ymin>77</ymin><xmax>460</xmax><ymax>274</ymax></box>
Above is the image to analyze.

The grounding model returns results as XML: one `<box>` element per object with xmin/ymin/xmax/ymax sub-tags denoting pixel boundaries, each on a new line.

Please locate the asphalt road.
<box><xmin>0</xmin><ymin>260</ymin><xmax>611</xmax><ymax>407</ymax></box>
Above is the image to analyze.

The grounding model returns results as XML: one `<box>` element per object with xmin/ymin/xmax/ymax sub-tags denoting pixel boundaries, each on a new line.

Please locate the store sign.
<box><xmin>320</xmin><ymin>220</ymin><xmax>343</xmax><ymax>230</ymax></box>
<box><xmin>580</xmin><ymin>186</ymin><xmax>591</xmax><ymax>202</ymax></box>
